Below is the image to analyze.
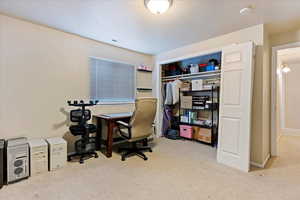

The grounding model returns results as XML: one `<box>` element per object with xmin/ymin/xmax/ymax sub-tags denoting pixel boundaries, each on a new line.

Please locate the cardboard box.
<box><xmin>193</xmin><ymin>127</ymin><xmax>211</xmax><ymax>143</ymax></box>
<box><xmin>181</xmin><ymin>82</ymin><xmax>191</xmax><ymax>91</ymax></box>
<box><xmin>181</xmin><ymin>96</ymin><xmax>192</xmax><ymax>109</ymax></box>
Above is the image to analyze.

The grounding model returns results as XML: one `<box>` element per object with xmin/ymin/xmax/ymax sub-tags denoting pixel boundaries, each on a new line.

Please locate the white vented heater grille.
<box><xmin>90</xmin><ymin>58</ymin><xmax>135</xmax><ymax>103</ymax></box>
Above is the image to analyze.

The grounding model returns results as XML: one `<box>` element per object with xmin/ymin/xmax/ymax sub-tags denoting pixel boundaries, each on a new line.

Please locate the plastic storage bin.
<box><xmin>180</xmin><ymin>125</ymin><xmax>193</xmax><ymax>139</ymax></box>
<box><xmin>206</xmin><ymin>65</ymin><xmax>215</xmax><ymax>71</ymax></box>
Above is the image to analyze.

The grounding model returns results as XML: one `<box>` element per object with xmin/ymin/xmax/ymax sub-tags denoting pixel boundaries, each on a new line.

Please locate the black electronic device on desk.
<box><xmin>67</xmin><ymin>100</ymin><xmax>99</xmax><ymax>164</ymax></box>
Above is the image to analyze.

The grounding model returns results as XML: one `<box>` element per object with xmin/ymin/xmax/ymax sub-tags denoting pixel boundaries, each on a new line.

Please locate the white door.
<box><xmin>217</xmin><ymin>41</ymin><xmax>255</xmax><ymax>172</ymax></box>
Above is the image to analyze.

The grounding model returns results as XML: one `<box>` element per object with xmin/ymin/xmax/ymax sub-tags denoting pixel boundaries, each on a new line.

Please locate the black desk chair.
<box><xmin>67</xmin><ymin>100</ymin><xmax>99</xmax><ymax>164</ymax></box>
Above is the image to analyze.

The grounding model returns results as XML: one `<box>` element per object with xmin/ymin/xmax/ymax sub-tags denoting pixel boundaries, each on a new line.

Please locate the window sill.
<box><xmin>95</xmin><ymin>101</ymin><xmax>135</xmax><ymax>105</ymax></box>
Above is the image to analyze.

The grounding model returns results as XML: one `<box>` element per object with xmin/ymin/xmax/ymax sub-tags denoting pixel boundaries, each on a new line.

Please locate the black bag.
<box><xmin>171</xmin><ymin>116</ymin><xmax>180</xmax><ymax>130</ymax></box>
<box><xmin>165</xmin><ymin>129</ymin><xmax>180</xmax><ymax>140</ymax></box>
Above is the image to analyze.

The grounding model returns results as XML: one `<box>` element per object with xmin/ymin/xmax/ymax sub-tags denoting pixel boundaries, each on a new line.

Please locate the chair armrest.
<box><xmin>116</xmin><ymin>121</ymin><xmax>131</xmax><ymax>128</ymax></box>
<box><xmin>116</xmin><ymin>121</ymin><xmax>131</xmax><ymax>139</ymax></box>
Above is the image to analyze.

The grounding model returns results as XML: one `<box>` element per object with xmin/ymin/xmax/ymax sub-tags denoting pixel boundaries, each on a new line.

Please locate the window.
<box><xmin>90</xmin><ymin>57</ymin><xmax>135</xmax><ymax>103</ymax></box>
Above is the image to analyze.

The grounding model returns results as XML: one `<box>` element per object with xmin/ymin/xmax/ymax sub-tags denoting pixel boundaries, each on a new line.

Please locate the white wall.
<box><xmin>276</xmin><ymin>57</ymin><xmax>284</xmax><ymax>139</ymax></box>
<box><xmin>155</xmin><ymin>24</ymin><xmax>270</xmax><ymax>165</ymax></box>
<box><xmin>277</xmin><ymin>56</ymin><xmax>300</xmax><ymax>135</ymax></box>
<box><xmin>0</xmin><ymin>15</ymin><xmax>154</xmax><ymax>151</ymax></box>
<box><xmin>270</xmin><ymin>29</ymin><xmax>300</xmax><ymax>47</ymax></box>
<box><xmin>285</xmin><ymin>63</ymin><xmax>300</xmax><ymax>130</ymax></box>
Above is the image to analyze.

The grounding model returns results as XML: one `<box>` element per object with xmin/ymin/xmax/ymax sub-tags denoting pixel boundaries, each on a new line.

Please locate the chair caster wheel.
<box><xmin>121</xmin><ymin>157</ymin><xmax>125</xmax><ymax>161</ymax></box>
<box><xmin>95</xmin><ymin>154</ymin><xmax>99</xmax><ymax>158</ymax></box>
<box><xmin>149</xmin><ymin>149</ymin><xmax>153</xmax><ymax>153</ymax></box>
<box><xmin>144</xmin><ymin>157</ymin><xmax>148</xmax><ymax>161</ymax></box>
<box><xmin>79</xmin><ymin>159</ymin><xmax>84</xmax><ymax>164</ymax></box>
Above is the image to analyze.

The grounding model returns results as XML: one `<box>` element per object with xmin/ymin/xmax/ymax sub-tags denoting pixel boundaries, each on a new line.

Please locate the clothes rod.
<box><xmin>162</xmin><ymin>70</ymin><xmax>221</xmax><ymax>79</ymax></box>
<box><xmin>162</xmin><ymin>73</ymin><xmax>221</xmax><ymax>82</ymax></box>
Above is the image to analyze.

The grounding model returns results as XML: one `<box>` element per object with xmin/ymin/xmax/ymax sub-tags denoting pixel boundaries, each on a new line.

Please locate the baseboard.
<box><xmin>251</xmin><ymin>161</ymin><xmax>263</xmax><ymax>168</ymax></box>
<box><xmin>250</xmin><ymin>154</ymin><xmax>270</xmax><ymax>168</ymax></box>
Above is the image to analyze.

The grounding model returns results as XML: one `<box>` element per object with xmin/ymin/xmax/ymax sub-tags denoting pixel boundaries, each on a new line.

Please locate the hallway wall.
<box><xmin>276</xmin><ymin>50</ymin><xmax>300</xmax><ymax>136</ymax></box>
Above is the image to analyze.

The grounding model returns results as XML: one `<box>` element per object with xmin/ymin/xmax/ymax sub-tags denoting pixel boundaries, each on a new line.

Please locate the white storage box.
<box><xmin>46</xmin><ymin>137</ymin><xmax>67</xmax><ymax>171</ymax></box>
<box><xmin>192</xmin><ymin>79</ymin><xmax>203</xmax><ymax>91</ymax></box>
<box><xmin>28</xmin><ymin>139</ymin><xmax>48</xmax><ymax>176</ymax></box>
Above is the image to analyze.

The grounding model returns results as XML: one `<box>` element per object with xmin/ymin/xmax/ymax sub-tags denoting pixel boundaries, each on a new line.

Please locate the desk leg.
<box><xmin>106</xmin><ymin>120</ymin><xmax>114</xmax><ymax>158</ymax></box>
<box><xmin>96</xmin><ymin>118</ymin><xmax>102</xmax><ymax>151</ymax></box>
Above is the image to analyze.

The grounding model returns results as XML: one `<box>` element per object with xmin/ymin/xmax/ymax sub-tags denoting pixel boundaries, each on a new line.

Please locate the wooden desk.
<box><xmin>94</xmin><ymin>112</ymin><xmax>132</xmax><ymax>158</ymax></box>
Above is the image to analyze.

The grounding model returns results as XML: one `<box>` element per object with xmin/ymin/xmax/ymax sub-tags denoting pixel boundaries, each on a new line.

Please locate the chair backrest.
<box><xmin>129</xmin><ymin>98</ymin><xmax>157</xmax><ymax>139</ymax></box>
<box><xmin>70</xmin><ymin>109</ymin><xmax>91</xmax><ymax>123</ymax></box>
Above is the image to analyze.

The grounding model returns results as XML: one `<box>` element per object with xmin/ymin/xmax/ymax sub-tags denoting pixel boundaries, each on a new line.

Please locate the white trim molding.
<box><xmin>281</xmin><ymin>128</ymin><xmax>300</xmax><ymax>136</ymax></box>
<box><xmin>250</xmin><ymin>154</ymin><xmax>270</xmax><ymax>168</ymax></box>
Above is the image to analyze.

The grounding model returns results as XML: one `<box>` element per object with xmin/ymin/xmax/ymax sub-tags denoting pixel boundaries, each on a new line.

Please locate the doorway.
<box><xmin>271</xmin><ymin>42</ymin><xmax>300</xmax><ymax>157</ymax></box>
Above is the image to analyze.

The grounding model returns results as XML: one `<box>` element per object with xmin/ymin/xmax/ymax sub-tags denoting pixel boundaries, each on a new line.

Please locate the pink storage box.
<box><xmin>180</xmin><ymin>125</ymin><xmax>193</xmax><ymax>139</ymax></box>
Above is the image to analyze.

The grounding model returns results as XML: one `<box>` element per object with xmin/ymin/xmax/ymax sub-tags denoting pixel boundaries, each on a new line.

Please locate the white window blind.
<box><xmin>90</xmin><ymin>58</ymin><xmax>135</xmax><ymax>103</ymax></box>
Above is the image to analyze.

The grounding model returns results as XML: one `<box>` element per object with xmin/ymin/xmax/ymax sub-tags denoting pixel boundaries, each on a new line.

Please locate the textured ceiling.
<box><xmin>1</xmin><ymin>0</ymin><xmax>300</xmax><ymax>54</ymax></box>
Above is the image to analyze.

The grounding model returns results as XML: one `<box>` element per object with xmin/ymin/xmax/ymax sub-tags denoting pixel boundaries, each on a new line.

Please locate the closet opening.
<box><xmin>160</xmin><ymin>51</ymin><xmax>222</xmax><ymax>154</ymax></box>
<box><xmin>157</xmin><ymin>42</ymin><xmax>255</xmax><ymax>171</ymax></box>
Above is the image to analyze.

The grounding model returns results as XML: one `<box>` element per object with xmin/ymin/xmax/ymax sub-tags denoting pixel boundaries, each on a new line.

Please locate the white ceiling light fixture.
<box><xmin>145</xmin><ymin>0</ymin><xmax>173</xmax><ymax>15</ymax></box>
<box><xmin>240</xmin><ymin>5</ymin><xmax>255</xmax><ymax>15</ymax></box>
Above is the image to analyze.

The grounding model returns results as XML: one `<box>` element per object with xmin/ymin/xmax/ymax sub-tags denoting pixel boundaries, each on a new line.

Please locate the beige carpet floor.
<box><xmin>1</xmin><ymin>136</ymin><xmax>300</xmax><ymax>200</ymax></box>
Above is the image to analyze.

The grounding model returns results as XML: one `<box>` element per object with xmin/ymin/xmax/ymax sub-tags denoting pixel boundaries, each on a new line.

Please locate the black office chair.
<box><xmin>67</xmin><ymin>100</ymin><xmax>99</xmax><ymax>164</ymax></box>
